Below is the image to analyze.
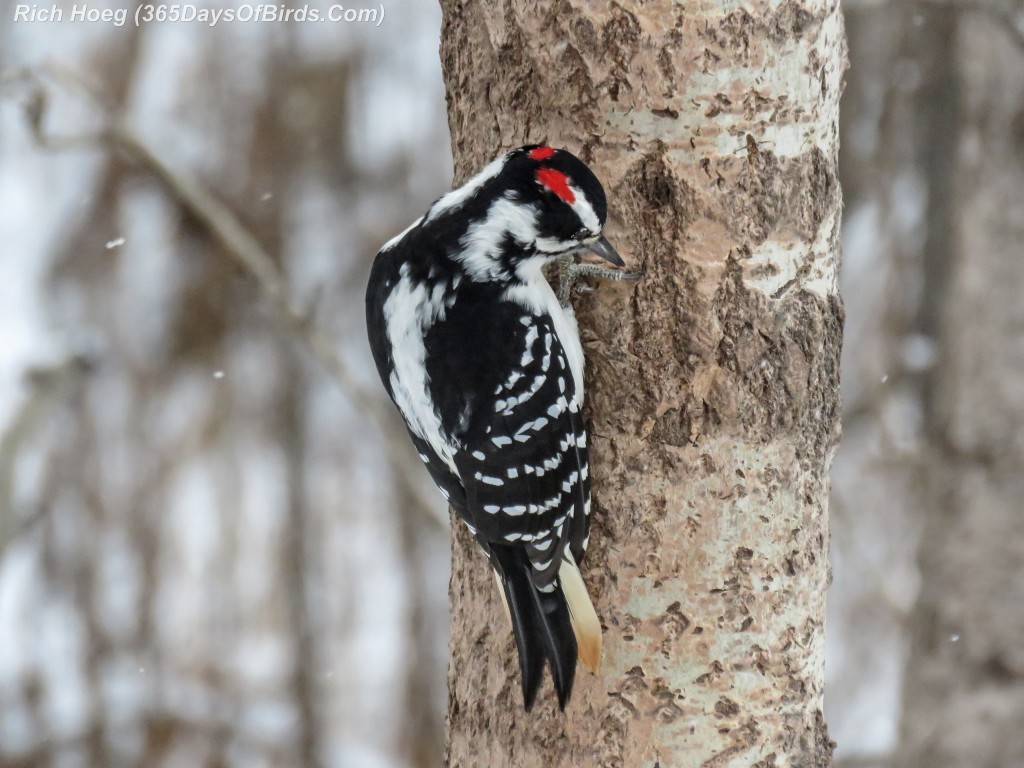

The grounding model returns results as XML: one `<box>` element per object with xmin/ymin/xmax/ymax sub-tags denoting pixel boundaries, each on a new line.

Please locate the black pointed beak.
<box><xmin>584</xmin><ymin>235</ymin><xmax>625</xmax><ymax>267</ymax></box>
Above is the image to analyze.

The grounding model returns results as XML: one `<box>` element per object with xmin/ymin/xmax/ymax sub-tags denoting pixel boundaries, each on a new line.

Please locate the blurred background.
<box><xmin>0</xmin><ymin>1</ymin><xmax>1021</xmax><ymax>767</ymax></box>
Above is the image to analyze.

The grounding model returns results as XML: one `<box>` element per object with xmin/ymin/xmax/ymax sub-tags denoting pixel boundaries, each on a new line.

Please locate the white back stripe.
<box><xmin>383</xmin><ymin>273</ymin><xmax>458</xmax><ymax>476</ymax></box>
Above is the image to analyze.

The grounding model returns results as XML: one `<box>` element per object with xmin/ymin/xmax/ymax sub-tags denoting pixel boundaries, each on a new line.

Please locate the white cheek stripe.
<box><xmin>531</xmin><ymin>183</ymin><xmax>601</xmax><ymax>254</ymax></box>
<box><xmin>568</xmin><ymin>183</ymin><xmax>600</xmax><ymax>232</ymax></box>
<box><xmin>457</xmin><ymin>196</ymin><xmax>541</xmax><ymax>281</ymax></box>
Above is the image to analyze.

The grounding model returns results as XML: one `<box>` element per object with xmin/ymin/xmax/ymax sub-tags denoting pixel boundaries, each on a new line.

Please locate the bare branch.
<box><xmin>0</xmin><ymin>355</ymin><xmax>94</xmax><ymax>557</ymax></box>
<box><xmin>12</xmin><ymin>69</ymin><xmax>447</xmax><ymax>531</ymax></box>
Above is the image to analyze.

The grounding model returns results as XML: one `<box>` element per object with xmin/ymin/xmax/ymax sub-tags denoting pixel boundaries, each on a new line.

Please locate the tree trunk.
<box><xmin>896</xmin><ymin>14</ymin><xmax>1024</xmax><ymax>768</ymax></box>
<box><xmin>439</xmin><ymin>2</ymin><xmax>845</xmax><ymax>766</ymax></box>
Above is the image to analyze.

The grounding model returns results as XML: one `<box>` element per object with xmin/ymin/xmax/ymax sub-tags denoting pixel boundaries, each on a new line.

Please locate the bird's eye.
<box><xmin>574</xmin><ymin>228</ymin><xmax>590</xmax><ymax>241</ymax></box>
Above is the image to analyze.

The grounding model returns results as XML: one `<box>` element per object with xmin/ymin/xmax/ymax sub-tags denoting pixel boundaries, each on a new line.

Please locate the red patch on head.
<box><xmin>528</xmin><ymin>146</ymin><xmax>556</xmax><ymax>161</ymax></box>
<box><xmin>536</xmin><ymin>168</ymin><xmax>576</xmax><ymax>204</ymax></box>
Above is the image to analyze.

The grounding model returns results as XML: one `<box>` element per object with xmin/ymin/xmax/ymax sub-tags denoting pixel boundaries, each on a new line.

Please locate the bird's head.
<box><xmin>427</xmin><ymin>145</ymin><xmax>623</xmax><ymax>282</ymax></box>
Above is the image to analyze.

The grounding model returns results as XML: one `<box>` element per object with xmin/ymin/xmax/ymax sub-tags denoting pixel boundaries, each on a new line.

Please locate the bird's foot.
<box><xmin>557</xmin><ymin>254</ymin><xmax>642</xmax><ymax>306</ymax></box>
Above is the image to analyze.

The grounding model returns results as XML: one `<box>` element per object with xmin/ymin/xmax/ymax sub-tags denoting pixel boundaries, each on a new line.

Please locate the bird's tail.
<box><xmin>491</xmin><ymin>547</ymin><xmax>601</xmax><ymax>710</ymax></box>
<box><xmin>559</xmin><ymin>551</ymin><xmax>602</xmax><ymax>674</ymax></box>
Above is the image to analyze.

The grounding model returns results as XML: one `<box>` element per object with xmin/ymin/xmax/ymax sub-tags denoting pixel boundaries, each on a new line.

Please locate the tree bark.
<box><xmin>439</xmin><ymin>2</ymin><xmax>845</xmax><ymax>766</ymax></box>
<box><xmin>896</xmin><ymin>13</ymin><xmax>1024</xmax><ymax>768</ymax></box>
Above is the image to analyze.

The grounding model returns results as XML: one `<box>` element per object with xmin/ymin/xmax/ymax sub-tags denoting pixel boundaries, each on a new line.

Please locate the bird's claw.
<box><xmin>557</xmin><ymin>256</ymin><xmax>643</xmax><ymax>305</ymax></box>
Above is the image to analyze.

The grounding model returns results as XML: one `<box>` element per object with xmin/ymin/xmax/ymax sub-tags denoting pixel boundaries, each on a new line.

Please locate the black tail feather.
<box><xmin>492</xmin><ymin>546</ymin><xmax>578</xmax><ymax>710</ymax></box>
<box><xmin>498</xmin><ymin>556</ymin><xmax>544</xmax><ymax>709</ymax></box>
<box><xmin>528</xmin><ymin>577</ymin><xmax>577</xmax><ymax>709</ymax></box>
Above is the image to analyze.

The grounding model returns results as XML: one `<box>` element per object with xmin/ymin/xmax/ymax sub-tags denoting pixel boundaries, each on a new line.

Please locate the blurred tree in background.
<box><xmin>832</xmin><ymin>2</ymin><xmax>1024</xmax><ymax>768</ymax></box>
<box><xmin>894</xmin><ymin>8</ymin><xmax>1024</xmax><ymax>768</ymax></box>
<box><xmin>0</xmin><ymin>5</ymin><xmax>450</xmax><ymax>767</ymax></box>
<box><xmin>1</xmin><ymin>1</ymin><xmax>1023</xmax><ymax>767</ymax></box>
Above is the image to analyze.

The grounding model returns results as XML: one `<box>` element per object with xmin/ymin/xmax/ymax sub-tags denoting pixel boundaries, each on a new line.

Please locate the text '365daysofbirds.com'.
<box><xmin>11</xmin><ymin>3</ymin><xmax>385</xmax><ymax>27</ymax></box>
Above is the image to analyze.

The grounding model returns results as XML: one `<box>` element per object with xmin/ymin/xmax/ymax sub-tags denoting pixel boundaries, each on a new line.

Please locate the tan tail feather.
<box><xmin>559</xmin><ymin>554</ymin><xmax>602</xmax><ymax>673</ymax></box>
<box><xmin>493</xmin><ymin>568</ymin><xmax>512</xmax><ymax>626</ymax></box>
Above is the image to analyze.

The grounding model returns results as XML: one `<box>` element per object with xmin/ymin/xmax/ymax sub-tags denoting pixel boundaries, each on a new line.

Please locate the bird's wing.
<box><xmin>450</xmin><ymin>314</ymin><xmax>591</xmax><ymax>588</ymax></box>
<box><xmin>406</xmin><ymin>432</ymin><xmax>468</xmax><ymax>512</ymax></box>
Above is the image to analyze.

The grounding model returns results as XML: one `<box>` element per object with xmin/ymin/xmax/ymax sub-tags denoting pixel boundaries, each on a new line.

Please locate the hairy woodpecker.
<box><xmin>365</xmin><ymin>145</ymin><xmax>634</xmax><ymax>709</ymax></box>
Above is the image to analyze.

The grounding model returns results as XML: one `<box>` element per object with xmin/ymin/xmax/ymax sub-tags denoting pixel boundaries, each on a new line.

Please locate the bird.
<box><xmin>365</xmin><ymin>144</ymin><xmax>635</xmax><ymax>709</ymax></box>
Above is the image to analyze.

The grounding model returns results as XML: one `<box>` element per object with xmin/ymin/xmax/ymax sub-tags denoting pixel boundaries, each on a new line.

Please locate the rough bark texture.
<box><xmin>439</xmin><ymin>2</ymin><xmax>845</xmax><ymax>765</ymax></box>
<box><xmin>896</xmin><ymin>15</ymin><xmax>1024</xmax><ymax>768</ymax></box>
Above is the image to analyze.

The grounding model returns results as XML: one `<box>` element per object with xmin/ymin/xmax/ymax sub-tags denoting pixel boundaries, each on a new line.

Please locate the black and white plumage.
<box><xmin>365</xmin><ymin>145</ymin><xmax>626</xmax><ymax>709</ymax></box>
